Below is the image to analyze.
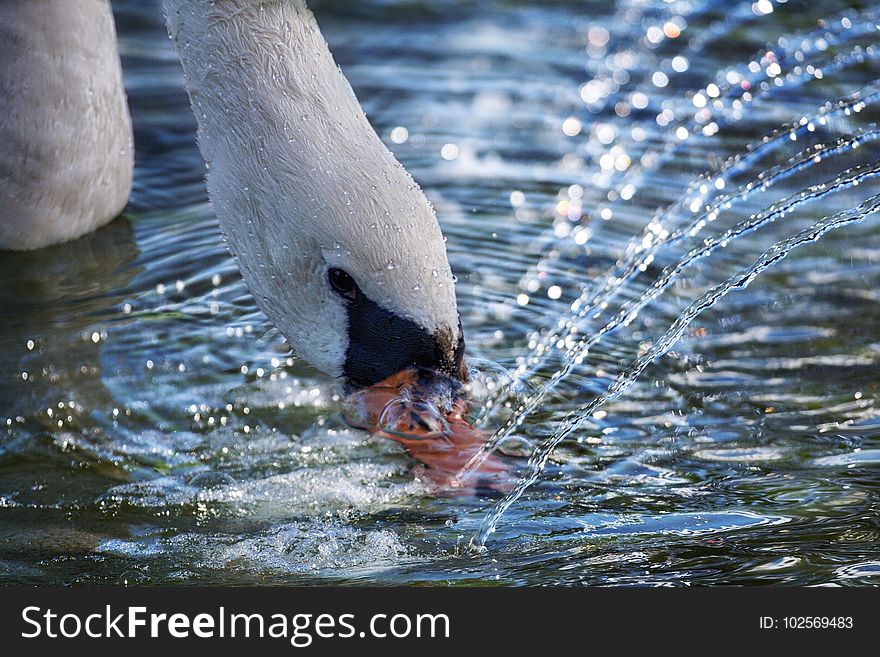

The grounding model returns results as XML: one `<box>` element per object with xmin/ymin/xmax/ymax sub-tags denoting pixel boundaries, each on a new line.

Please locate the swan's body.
<box><xmin>164</xmin><ymin>0</ymin><xmax>463</xmax><ymax>385</ymax></box>
<box><xmin>0</xmin><ymin>0</ymin><xmax>132</xmax><ymax>251</ymax></box>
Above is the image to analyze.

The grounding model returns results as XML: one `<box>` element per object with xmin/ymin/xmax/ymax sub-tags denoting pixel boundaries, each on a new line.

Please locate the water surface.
<box><xmin>1</xmin><ymin>0</ymin><xmax>879</xmax><ymax>585</ymax></box>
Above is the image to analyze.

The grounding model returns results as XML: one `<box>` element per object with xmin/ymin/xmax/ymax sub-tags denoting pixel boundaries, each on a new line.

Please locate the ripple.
<box><xmin>573</xmin><ymin>510</ymin><xmax>791</xmax><ymax>538</ymax></box>
<box><xmin>811</xmin><ymin>448</ymin><xmax>880</xmax><ymax>467</ymax></box>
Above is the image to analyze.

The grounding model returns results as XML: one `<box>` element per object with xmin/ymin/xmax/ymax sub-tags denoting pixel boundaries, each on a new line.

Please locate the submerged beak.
<box><xmin>341</xmin><ymin>364</ymin><xmax>517</xmax><ymax>497</ymax></box>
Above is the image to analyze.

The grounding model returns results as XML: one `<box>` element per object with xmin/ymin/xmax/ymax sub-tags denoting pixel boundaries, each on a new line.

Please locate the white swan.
<box><xmin>0</xmin><ymin>0</ymin><xmax>133</xmax><ymax>251</ymax></box>
<box><xmin>2</xmin><ymin>0</ymin><xmax>463</xmax><ymax>386</ymax></box>
<box><xmin>163</xmin><ymin>0</ymin><xmax>464</xmax><ymax>386</ymax></box>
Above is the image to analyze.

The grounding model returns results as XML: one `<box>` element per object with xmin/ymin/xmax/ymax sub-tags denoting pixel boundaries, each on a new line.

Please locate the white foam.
<box><xmin>101</xmin><ymin>519</ymin><xmax>416</xmax><ymax>577</ymax></box>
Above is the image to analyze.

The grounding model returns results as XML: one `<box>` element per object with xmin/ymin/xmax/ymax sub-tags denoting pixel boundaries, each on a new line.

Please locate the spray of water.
<box><xmin>457</xmin><ymin>11</ymin><xmax>880</xmax><ymax>528</ymax></box>
<box><xmin>472</xmin><ymin>191</ymin><xmax>880</xmax><ymax>548</ymax></box>
<box><xmin>511</xmin><ymin>6</ymin><xmax>880</xmax><ymax>306</ymax></box>
<box><xmin>460</xmin><ymin>156</ymin><xmax>880</xmax><ymax>482</ymax></box>
<box><xmin>457</xmin><ymin>33</ymin><xmax>880</xmax><ymax>539</ymax></box>
<box><xmin>473</xmin><ymin>11</ymin><xmax>880</xmax><ymax>426</ymax></box>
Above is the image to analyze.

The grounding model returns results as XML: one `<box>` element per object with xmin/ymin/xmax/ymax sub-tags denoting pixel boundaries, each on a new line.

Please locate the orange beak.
<box><xmin>343</xmin><ymin>367</ymin><xmax>517</xmax><ymax>496</ymax></box>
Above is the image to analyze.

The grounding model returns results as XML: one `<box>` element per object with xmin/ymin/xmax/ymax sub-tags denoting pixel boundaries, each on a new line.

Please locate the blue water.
<box><xmin>1</xmin><ymin>0</ymin><xmax>878</xmax><ymax>585</ymax></box>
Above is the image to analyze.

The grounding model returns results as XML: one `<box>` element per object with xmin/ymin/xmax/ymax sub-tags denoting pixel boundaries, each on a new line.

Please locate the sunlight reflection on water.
<box><xmin>1</xmin><ymin>0</ymin><xmax>879</xmax><ymax>585</ymax></box>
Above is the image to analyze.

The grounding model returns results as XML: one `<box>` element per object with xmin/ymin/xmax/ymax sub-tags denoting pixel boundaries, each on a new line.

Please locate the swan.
<box><xmin>163</xmin><ymin>0</ymin><xmax>465</xmax><ymax>387</ymax></box>
<box><xmin>0</xmin><ymin>0</ymin><xmax>133</xmax><ymax>251</ymax></box>
<box><xmin>2</xmin><ymin>0</ymin><xmax>463</xmax><ymax>388</ymax></box>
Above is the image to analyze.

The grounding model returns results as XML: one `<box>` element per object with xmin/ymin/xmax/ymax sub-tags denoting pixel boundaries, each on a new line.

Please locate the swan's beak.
<box><xmin>342</xmin><ymin>293</ymin><xmax>465</xmax><ymax>390</ymax></box>
<box><xmin>341</xmin><ymin>365</ymin><xmax>517</xmax><ymax>496</ymax></box>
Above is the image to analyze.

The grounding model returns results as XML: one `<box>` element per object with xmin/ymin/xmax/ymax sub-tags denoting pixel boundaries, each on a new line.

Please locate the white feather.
<box><xmin>164</xmin><ymin>0</ymin><xmax>460</xmax><ymax>377</ymax></box>
<box><xmin>0</xmin><ymin>0</ymin><xmax>133</xmax><ymax>251</ymax></box>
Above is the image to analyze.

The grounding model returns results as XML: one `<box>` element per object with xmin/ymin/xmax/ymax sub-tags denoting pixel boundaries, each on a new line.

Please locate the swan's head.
<box><xmin>322</xmin><ymin>266</ymin><xmax>465</xmax><ymax>391</ymax></box>
<box><xmin>165</xmin><ymin>0</ymin><xmax>465</xmax><ymax>388</ymax></box>
<box><xmin>239</xmin><ymin>194</ymin><xmax>467</xmax><ymax>390</ymax></box>
<box><xmin>206</xmin><ymin>135</ymin><xmax>466</xmax><ymax>390</ymax></box>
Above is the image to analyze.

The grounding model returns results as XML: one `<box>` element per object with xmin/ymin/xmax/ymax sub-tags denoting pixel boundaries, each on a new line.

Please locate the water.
<box><xmin>1</xmin><ymin>0</ymin><xmax>879</xmax><ymax>585</ymax></box>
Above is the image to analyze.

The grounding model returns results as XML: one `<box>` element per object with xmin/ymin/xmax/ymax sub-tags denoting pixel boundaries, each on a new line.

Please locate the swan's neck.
<box><xmin>165</xmin><ymin>0</ymin><xmax>460</xmax><ymax>375</ymax></box>
<box><xmin>167</xmin><ymin>1</ymin><xmax>366</xmax><ymax>172</ymax></box>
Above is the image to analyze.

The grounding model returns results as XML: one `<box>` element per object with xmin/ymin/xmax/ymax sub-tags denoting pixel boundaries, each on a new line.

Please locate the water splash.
<box><xmin>463</xmin><ymin>146</ymin><xmax>880</xmax><ymax>480</ymax></box>
<box><xmin>513</xmin><ymin>109</ymin><xmax>879</xmax><ymax>382</ymax></box>
<box><xmin>465</xmin><ymin>8</ymin><xmax>880</xmax><ymax>480</ymax></box>
<box><xmin>473</xmin><ymin>191</ymin><xmax>880</xmax><ymax>548</ymax></box>
<box><xmin>477</xmin><ymin>11</ymin><xmax>880</xmax><ymax>426</ymax></box>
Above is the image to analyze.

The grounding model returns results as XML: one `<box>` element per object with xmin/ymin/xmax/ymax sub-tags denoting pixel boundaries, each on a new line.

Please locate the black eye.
<box><xmin>328</xmin><ymin>267</ymin><xmax>357</xmax><ymax>300</ymax></box>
